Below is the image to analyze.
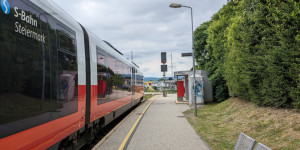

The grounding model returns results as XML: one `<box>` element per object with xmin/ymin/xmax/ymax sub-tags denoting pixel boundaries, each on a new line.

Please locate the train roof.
<box><xmin>32</xmin><ymin>0</ymin><xmax>82</xmax><ymax>33</ymax></box>
<box><xmin>86</xmin><ymin>30</ymin><xmax>142</xmax><ymax>73</ymax></box>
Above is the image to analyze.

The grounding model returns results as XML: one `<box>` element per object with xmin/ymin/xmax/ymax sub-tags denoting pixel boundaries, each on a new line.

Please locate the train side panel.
<box><xmin>88</xmin><ymin>33</ymin><xmax>134</xmax><ymax>125</ymax></box>
<box><xmin>0</xmin><ymin>0</ymin><xmax>144</xmax><ymax>149</ymax></box>
<box><xmin>135</xmin><ymin>70</ymin><xmax>144</xmax><ymax>104</ymax></box>
<box><xmin>0</xmin><ymin>0</ymin><xmax>86</xmax><ymax>149</ymax></box>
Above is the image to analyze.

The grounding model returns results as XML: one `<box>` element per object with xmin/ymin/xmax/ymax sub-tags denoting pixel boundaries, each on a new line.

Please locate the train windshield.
<box><xmin>0</xmin><ymin>0</ymin><xmax>78</xmax><ymax>138</ymax></box>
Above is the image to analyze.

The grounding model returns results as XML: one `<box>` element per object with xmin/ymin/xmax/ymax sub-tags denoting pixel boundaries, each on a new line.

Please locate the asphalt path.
<box><xmin>94</xmin><ymin>94</ymin><xmax>210</xmax><ymax>150</ymax></box>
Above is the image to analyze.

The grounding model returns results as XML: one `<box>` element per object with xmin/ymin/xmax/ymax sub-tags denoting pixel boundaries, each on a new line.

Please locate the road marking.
<box><xmin>118</xmin><ymin>96</ymin><xmax>158</xmax><ymax>150</ymax></box>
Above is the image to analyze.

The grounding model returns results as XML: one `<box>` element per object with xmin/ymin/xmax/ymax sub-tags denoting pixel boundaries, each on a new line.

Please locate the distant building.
<box><xmin>144</xmin><ymin>80</ymin><xmax>158</xmax><ymax>88</ymax></box>
<box><xmin>156</xmin><ymin>80</ymin><xmax>176</xmax><ymax>91</ymax></box>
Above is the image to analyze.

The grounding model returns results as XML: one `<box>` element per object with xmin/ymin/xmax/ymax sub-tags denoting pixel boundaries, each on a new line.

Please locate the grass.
<box><xmin>145</xmin><ymin>89</ymin><xmax>159</xmax><ymax>92</ymax></box>
<box><xmin>145</xmin><ymin>86</ymin><xmax>160</xmax><ymax>92</ymax></box>
<box><xmin>184</xmin><ymin>98</ymin><xmax>300</xmax><ymax>150</ymax></box>
<box><xmin>144</xmin><ymin>94</ymin><xmax>155</xmax><ymax>100</ymax></box>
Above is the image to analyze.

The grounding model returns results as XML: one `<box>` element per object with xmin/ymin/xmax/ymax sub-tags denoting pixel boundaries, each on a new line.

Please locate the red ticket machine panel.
<box><xmin>177</xmin><ymin>81</ymin><xmax>184</xmax><ymax>97</ymax></box>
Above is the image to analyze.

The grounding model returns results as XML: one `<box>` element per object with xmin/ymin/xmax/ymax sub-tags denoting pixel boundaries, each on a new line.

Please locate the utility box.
<box><xmin>188</xmin><ymin>70</ymin><xmax>213</xmax><ymax>104</ymax></box>
<box><xmin>189</xmin><ymin>75</ymin><xmax>204</xmax><ymax>104</ymax></box>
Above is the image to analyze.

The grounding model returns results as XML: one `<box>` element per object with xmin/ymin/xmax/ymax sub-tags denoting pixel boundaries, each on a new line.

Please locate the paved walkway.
<box><xmin>95</xmin><ymin>94</ymin><xmax>210</xmax><ymax>150</ymax></box>
<box><xmin>144</xmin><ymin>92</ymin><xmax>163</xmax><ymax>95</ymax></box>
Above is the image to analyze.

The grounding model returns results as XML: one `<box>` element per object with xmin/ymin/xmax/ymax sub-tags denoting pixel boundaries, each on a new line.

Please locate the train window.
<box><xmin>125</xmin><ymin>66</ymin><xmax>132</xmax><ymax>96</ymax></box>
<box><xmin>107</xmin><ymin>55</ymin><xmax>116</xmax><ymax>101</ymax></box>
<box><xmin>97</xmin><ymin>53</ymin><xmax>105</xmax><ymax>65</ymax></box>
<box><xmin>57</xmin><ymin>51</ymin><xmax>78</xmax><ymax>107</ymax></box>
<box><xmin>121</xmin><ymin>63</ymin><xmax>129</xmax><ymax>97</ymax></box>
<box><xmin>113</xmin><ymin>61</ymin><xmax>121</xmax><ymax>99</ymax></box>
<box><xmin>58</xmin><ymin>32</ymin><xmax>76</xmax><ymax>54</ymax></box>
<box><xmin>0</xmin><ymin>0</ymin><xmax>78</xmax><ymax>138</ymax></box>
<box><xmin>56</xmin><ymin>25</ymin><xmax>78</xmax><ymax>117</ymax></box>
<box><xmin>132</xmin><ymin>68</ymin><xmax>136</xmax><ymax>95</ymax></box>
<box><xmin>97</xmin><ymin>51</ymin><xmax>107</xmax><ymax>104</ymax></box>
<box><xmin>121</xmin><ymin>63</ymin><xmax>126</xmax><ymax>98</ymax></box>
<box><xmin>96</xmin><ymin>48</ymin><xmax>131</xmax><ymax>104</ymax></box>
<box><xmin>121</xmin><ymin>65</ymin><xmax>130</xmax><ymax>97</ymax></box>
<box><xmin>116</xmin><ymin>61</ymin><xmax>125</xmax><ymax>99</ymax></box>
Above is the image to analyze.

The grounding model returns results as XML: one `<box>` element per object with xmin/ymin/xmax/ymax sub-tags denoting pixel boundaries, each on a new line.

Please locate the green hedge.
<box><xmin>194</xmin><ymin>0</ymin><xmax>300</xmax><ymax>107</ymax></box>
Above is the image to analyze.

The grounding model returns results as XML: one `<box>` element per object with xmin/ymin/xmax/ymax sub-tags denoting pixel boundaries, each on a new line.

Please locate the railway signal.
<box><xmin>161</xmin><ymin>64</ymin><xmax>167</xmax><ymax>72</ymax></box>
<box><xmin>161</xmin><ymin>52</ymin><xmax>167</xmax><ymax>72</ymax></box>
<box><xmin>161</xmin><ymin>52</ymin><xmax>167</xmax><ymax>97</ymax></box>
<box><xmin>161</xmin><ymin>52</ymin><xmax>166</xmax><ymax>64</ymax></box>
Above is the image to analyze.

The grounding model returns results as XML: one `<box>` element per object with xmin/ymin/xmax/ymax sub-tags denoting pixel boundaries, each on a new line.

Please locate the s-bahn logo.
<box><xmin>1</xmin><ymin>0</ymin><xmax>10</xmax><ymax>15</ymax></box>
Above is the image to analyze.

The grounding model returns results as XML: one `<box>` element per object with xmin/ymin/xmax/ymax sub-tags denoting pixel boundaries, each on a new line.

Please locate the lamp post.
<box><xmin>170</xmin><ymin>3</ymin><xmax>197</xmax><ymax>117</ymax></box>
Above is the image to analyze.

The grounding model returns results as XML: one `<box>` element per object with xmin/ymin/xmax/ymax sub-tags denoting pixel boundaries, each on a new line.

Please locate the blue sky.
<box><xmin>52</xmin><ymin>0</ymin><xmax>227</xmax><ymax>77</ymax></box>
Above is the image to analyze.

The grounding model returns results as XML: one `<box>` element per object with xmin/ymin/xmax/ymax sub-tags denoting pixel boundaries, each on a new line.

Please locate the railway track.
<box><xmin>80</xmin><ymin>102</ymin><xmax>143</xmax><ymax>150</ymax></box>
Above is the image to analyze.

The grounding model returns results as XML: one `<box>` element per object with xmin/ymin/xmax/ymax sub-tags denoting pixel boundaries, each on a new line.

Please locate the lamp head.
<box><xmin>169</xmin><ymin>3</ymin><xmax>182</xmax><ymax>8</ymax></box>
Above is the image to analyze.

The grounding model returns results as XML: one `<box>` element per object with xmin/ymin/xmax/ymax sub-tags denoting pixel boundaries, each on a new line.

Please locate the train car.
<box><xmin>0</xmin><ymin>0</ymin><xmax>144</xmax><ymax>149</ymax></box>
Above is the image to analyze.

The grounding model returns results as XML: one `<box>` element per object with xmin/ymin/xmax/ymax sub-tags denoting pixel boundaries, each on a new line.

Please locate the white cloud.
<box><xmin>52</xmin><ymin>0</ymin><xmax>227</xmax><ymax>77</ymax></box>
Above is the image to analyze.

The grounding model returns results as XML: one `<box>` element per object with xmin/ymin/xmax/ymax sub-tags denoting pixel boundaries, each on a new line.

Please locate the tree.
<box><xmin>194</xmin><ymin>21</ymin><xmax>211</xmax><ymax>70</ymax></box>
<box><xmin>193</xmin><ymin>0</ymin><xmax>300</xmax><ymax>107</ymax></box>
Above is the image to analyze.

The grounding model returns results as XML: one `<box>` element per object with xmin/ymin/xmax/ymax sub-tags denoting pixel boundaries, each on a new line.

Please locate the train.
<box><xmin>0</xmin><ymin>0</ymin><xmax>144</xmax><ymax>149</ymax></box>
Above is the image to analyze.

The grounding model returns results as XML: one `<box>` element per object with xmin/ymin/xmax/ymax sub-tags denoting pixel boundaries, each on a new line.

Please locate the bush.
<box><xmin>194</xmin><ymin>0</ymin><xmax>300</xmax><ymax>107</ymax></box>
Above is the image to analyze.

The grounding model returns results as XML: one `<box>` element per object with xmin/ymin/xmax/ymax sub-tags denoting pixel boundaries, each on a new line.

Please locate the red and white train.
<box><xmin>0</xmin><ymin>0</ymin><xmax>144</xmax><ymax>149</ymax></box>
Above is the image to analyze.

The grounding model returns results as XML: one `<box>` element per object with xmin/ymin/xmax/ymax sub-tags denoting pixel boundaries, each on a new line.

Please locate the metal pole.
<box><xmin>170</xmin><ymin>4</ymin><xmax>197</xmax><ymax>116</ymax></box>
<box><xmin>184</xmin><ymin>6</ymin><xmax>197</xmax><ymax>117</ymax></box>
<box><xmin>181</xmin><ymin>6</ymin><xmax>196</xmax><ymax>116</ymax></box>
<box><xmin>164</xmin><ymin>75</ymin><xmax>166</xmax><ymax>90</ymax></box>
<box><xmin>163</xmin><ymin>72</ymin><xmax>167</xmax><ymax>97</ymax></box>
<box><xmin>171</xmin><ymin>53</ymin><xmax>173</xmax><ymax>76</ymax></box>
<box><xmin>191</xmin><ymin>7</ymin><xmax>197</xmax><ymax>117</ymax></box>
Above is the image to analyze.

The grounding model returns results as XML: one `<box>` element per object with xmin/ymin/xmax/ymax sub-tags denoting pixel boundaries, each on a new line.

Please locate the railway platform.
<box><xmin>93</xmin><ymin>94</ymin><xmax>210</xmax><ymax>150</ymax></box>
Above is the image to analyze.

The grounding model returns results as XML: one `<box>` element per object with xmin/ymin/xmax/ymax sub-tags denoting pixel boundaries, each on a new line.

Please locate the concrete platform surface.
<box><xmin>95</xmin><ymin>94</ymin><xmax>210</xmax><ymax>150</ymax></box>
<box><xmin>144</xmin><ymin>92</ymin><xmax>163</xmax><ymax>95</ymax></box>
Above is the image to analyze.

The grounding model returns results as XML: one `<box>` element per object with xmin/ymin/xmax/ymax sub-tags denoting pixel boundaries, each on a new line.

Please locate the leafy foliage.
<box><xmin>194</xmin><ymin>0</ymin><xmax>300</xmax><ymax>107</ymax></box>
<box><xmin>194</xmin><ymin>21</ymin><xmax>211</xmax><ymax>69</ymax></box>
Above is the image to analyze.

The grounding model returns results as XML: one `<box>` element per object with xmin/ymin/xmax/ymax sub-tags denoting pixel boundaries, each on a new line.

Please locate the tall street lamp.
<box><xmin>170</xmin><ymin>3</ymin><xmax>197</xmax><ymax>117</ymax></box>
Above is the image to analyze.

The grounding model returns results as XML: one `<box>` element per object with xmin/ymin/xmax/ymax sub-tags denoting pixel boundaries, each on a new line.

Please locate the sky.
<box><xmin>52</xmin><ymin>0</ymin><xmax>227</xmax><ymax>77</ymax></box>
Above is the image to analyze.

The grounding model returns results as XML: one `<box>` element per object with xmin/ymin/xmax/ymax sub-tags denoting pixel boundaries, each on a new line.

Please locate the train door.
<box><xmin>38</xmin><ymin>14</ymin><xmax>79</xmax><ymax>120</ymax></box>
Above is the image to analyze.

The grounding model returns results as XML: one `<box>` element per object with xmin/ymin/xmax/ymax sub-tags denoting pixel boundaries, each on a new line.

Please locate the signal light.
<box><xmin>161</xmin><ymin>52</ymin><xmax>166</xmax><ymax>64</ymax></box>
